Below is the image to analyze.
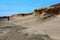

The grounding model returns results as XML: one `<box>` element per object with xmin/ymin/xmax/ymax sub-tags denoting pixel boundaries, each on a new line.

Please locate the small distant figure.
<box><xmin>7</xmin><ymin>17</ymin><xmax>9</xmax><ymax>21</ymax></box>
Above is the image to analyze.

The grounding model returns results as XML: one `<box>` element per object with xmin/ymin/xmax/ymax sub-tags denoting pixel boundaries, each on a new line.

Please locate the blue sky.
<box><xmin>0</xmin><ymin>0</ymin><xmax>60</xmax><ymax>16</ymax></box>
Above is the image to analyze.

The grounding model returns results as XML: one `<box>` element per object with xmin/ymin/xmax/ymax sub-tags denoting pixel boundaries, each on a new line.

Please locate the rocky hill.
<box><xmin>0</xmin><ymin>3</ymin><xmax>60</xmax><ymax>40</ymax></box>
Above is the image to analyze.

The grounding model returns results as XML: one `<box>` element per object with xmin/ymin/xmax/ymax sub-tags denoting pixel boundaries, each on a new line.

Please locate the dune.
<box><xmin>0</xmin><ymin>3</ymin><xmax>60</xmax><ymax>40</ymax></box>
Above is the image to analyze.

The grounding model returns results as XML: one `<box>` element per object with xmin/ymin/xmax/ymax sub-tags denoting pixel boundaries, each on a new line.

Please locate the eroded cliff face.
<box><xmin>34</xmin><ymin>6</ymin><xmax>60</xmax><ymax>19</ymax></box>
<box><xmin>0</xmin><ymin>3</ymin><xmax>60</xmax><ymax>40</ymax></box>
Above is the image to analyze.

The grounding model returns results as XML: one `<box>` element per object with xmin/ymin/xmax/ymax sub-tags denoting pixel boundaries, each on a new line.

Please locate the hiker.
<box><xmin>7</xmin><ymin>17</ymin><xmax>9</xmax><ymax>21</ymax></box>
